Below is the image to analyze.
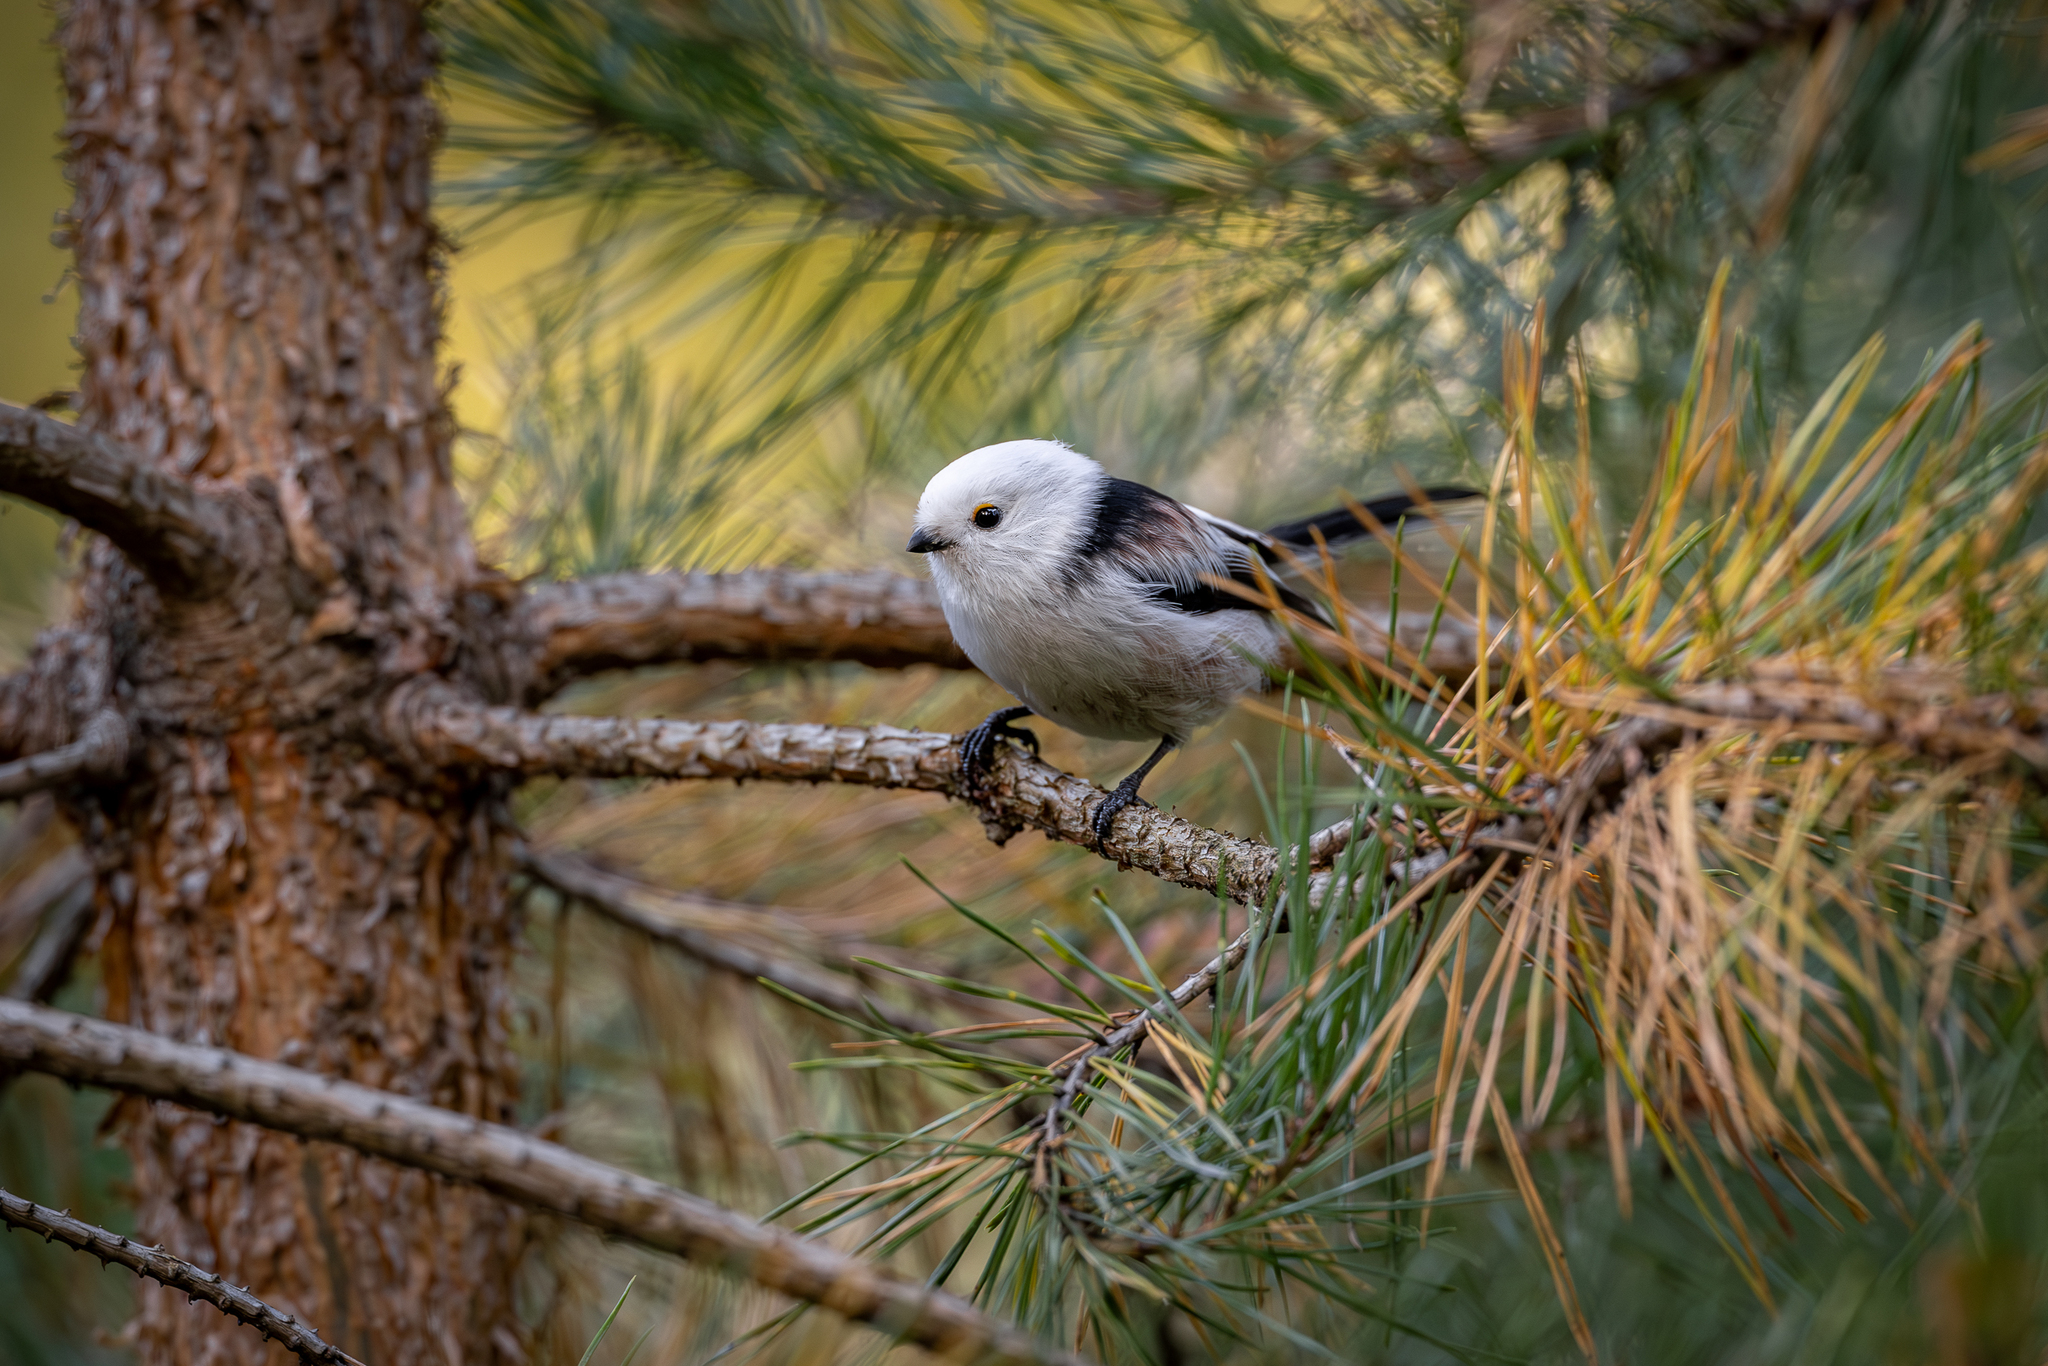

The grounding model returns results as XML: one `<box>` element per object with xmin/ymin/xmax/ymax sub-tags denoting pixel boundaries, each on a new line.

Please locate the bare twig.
<box><xmin>0</xmin><ymin>1000</ymin><xmax>1091</xmax><ymax>1366</ymax></box>
<box><xmin>0</xmin><ymin>1186</ymin><xmax>365</xmax><ymax>1366</ymax></box>
<box><xmin>517</xmin><ymin>568</ymin><xmax>968</xmax><ymax>697</ymax></box>
<box><xmin>393</xmin><ymin>682</ymin><xmax>1283</xmax><ymax>904</ymax></box>
<box><xmin>1032</xmin><ymin>818</ymin><xmax>1543</xmax><ymax>1150</ymax></box>
<box><xmin>0</xmin><ymin>709</ymin><xmax>128</xmax><ymax>801</ymax></box>
<box><xmin>0</xmin><ymin>849</ymin><xmax>97</xmax><ymax>1098</ymax></box>
<box><xmin>4</xmin><ymin>857</ymin><xmax>95</xmax><ymax>1002</ymax></box>
<box><xmin>518</xmin><ymin>844</ymin><xmax>956</xmax><ymax>1037</ymax></box>
<box><xmin>0</xmin><ymin>402</ymin><xmax>259</xmax><ymax>593</ymax></box>
<box><xmin>0</xmin><ymin>835</ymin><xmax>81</xmax><ymax>941</ymax></box>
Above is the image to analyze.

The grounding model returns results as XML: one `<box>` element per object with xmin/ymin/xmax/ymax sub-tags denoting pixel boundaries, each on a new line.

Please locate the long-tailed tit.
<box><xmin>906</xmin><ymin>439</ymin><xmax>1478</xmax><ymax>846</ymax></box>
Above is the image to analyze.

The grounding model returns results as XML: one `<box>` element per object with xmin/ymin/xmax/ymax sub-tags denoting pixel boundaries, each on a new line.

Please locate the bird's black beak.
<box><xmin>905</xmin><ymin>526</ymin><xmax>950</xmax><ymax>554</ymax></box>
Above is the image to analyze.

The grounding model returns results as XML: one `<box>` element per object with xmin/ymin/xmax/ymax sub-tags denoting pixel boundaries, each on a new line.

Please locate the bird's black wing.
<box><xmin>1074</xmin><ymin>477</ymin><xmax>1327</xmax><ymax>620</ymax></box>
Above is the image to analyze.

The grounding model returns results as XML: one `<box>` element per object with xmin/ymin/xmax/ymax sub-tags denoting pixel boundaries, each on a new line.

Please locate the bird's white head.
<box><xmin>906</xmin><ymin>439</ymin><xmax>1105</xmax><ymax>587</ymax></box>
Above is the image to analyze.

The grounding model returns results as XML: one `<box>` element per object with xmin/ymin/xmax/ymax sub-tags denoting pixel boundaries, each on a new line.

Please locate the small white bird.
<box><xmin>906</xmin><ymin>438</ymin><xmax>1477</xmax><ymax>846</ymax></box>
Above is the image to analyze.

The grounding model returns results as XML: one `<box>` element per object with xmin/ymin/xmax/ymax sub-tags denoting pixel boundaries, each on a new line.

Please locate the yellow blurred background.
<box><xmin>0</xmin><ymin>3</ymin><xmax>70</xmax><ymax>664</ymax></box>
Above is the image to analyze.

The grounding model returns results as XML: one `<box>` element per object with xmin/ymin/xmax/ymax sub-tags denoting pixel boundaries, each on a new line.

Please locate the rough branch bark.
<box><xmin>517</xmin><ymin>568</ymin><xmax>968</xmax><ymax>696</ymax></box>
<box><xmin>0</xmin><ymin>1000</ymin><xmax>1089</xmax><ymax>1366</ymax></box>
<box><xmin>402</xmin><ymin>688</ymin><xmax>1549</xmax><ymax>911</ymax></box>
<box><xmin>395</xmin><ymin>686</ymin><xmax>1282</xmax><ymax>903</ymax></box>
<box><xmin>0</xmin><ymin>708</ymin><xmax>128</xmax><ymax>801</ymax></box>
<box><xmin>0</xmin><ymin>402</ymin><xmax>256</xmax><ymax>594</ymax></box>
<box><xmin>0</xmin><ymin>1188</ymin><xmax>365</xmax><ymax>1366</ymax></box>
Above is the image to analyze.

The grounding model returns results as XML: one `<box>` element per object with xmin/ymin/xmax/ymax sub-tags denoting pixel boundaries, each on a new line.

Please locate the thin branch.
<box><xmin>0</xmin><ymin>402</ymin><xmax>259</xmax><ymax>593</ymax></box>
<box><xmin>1393</xmin><ymin>0</ymin><xmax>1896</xmax><ymax>193</ymax></box>
<box><xmin>1644</xmin><ymin>676</ymin><xmax>2048</xmax><ymax>767</ymax></box>
<box><xmin>1030</xmin><ymin>824</ymin><xmax>1543</xmax><ymax>1150</ymax></box>
<box><xmin>1037</xmin><ymin>917</ymin><xmax>1264</xmax><ymax>1158</ymax></box>
<box><xmin>0</xmin><ymin>709</ymin><xmax>128</xmax><ymax>801</ymax></box>
<box><xmin>3</xmin><ymin>853</ymin><xmax>95</xmax><ymax>1003</ymax></box>
<box><xmin>518</xmin><ymin>844</ymin><xmax>958</xmax><ymax>1037</ymax></box>
<box><xmin>392</xmin><ymin>683</ymin><xmax>1281</xmax><ymax>903</ymax></box>
<box><xmin>0</xmin><ymin>1000</ymin><xmax>1091</xmax><ymax>1366</ymax></box>
<box><xmin>516</xmin><ymin>568</ymin><xmax>967</xmax><ymax>698</ymax></box>
<box><xmin>0</xmin><ymin>670</ymin><xmax>24</xmax><ymax>761</ymax></box>
<box><xmin>0</xmin><ymin>1186</ymin><xmax>365</xmax><ymax>1366</ymax></box>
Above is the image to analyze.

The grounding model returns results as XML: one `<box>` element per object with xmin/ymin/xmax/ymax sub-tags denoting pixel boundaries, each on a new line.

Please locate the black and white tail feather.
<box><xmin>906</xmin><ymin>439</ymin><xmax>1479</xmax><ymax>848</ymax></box>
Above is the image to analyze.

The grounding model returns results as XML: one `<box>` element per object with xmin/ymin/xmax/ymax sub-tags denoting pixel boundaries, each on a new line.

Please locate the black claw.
<box><xmin>1090</xmin><ymin>785</ymin><xmax>1151</xmax><ymax>852</ymax></box>
<box><xmin>1091</xmin><ymin>737</ymin><xmax>1176</xmax><ymax>854</ymax></box>
<box><xmin>960</xmin><ymin>706</ymin><xmax>1038</xmax><ymax>794</ymax></box>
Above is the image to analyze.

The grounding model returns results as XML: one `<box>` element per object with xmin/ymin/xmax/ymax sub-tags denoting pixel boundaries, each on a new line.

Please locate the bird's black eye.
<box><xmin>972</xmin><ymin>504</ymin><xmax>1002</xmax><ymax>529</ymax></box>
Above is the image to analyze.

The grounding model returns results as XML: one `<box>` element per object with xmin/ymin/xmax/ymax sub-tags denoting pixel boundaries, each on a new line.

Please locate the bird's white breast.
<box><xmin>930</xmin><ymin>555</ymin><xmax>1284</xmax><ymax>744</ymax></box>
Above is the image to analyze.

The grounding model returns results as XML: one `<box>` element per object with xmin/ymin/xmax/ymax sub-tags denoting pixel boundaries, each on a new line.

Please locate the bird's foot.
<box><xmin>1091</xmin><ymin>778</ymin><xmax>1154</xmax><ymax>854</ymax></box>
<box><xmin>959</xmin><ymin>706</ymin><xmax>1039</xmax><ymax>796</ymax></box>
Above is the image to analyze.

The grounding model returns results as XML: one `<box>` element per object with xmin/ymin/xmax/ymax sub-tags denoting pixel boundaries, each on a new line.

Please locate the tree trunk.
<box><xmin>59</xmin><ymin>1</ymin><xmax>524</xmax><ymax>1360</ymax></box>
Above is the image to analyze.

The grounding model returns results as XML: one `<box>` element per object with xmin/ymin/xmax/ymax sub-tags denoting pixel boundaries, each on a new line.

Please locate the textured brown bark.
<box><xmin>0</xmin><ymin>402</ymin><xmax>261</xmax><ymax>593</ymax></box>
<box><xmin>400</xmin><ymin>690</ymin><xmax>1286</xmax><ymax>903</ymax></box>
<box><xmin>517</xmin><ymin>567</ymin><xmax>970</xmax><ymax>695</ymax></box>
<box><xmin>54</xmin><ymin>2</ymin><xmax>525</xmax><ymax>1361</ymax></box>
<box><xmin>0</xmin><ymin>708</ymin><xmax>127</xmax><ymax>800</ymax></box>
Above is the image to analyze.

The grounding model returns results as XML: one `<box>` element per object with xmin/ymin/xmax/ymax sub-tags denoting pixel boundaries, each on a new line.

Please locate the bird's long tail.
<box><xmin>1262</xmin><ymin>486</ymin><xmax>1482</xmax><ymax>548</ymax></box>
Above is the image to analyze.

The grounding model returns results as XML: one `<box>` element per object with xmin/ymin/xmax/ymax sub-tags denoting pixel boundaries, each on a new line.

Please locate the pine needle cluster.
<box><xmin>773</xmin><ymin>286</ymin><xmax>2048</xmax><ymax>1362</ymax></box>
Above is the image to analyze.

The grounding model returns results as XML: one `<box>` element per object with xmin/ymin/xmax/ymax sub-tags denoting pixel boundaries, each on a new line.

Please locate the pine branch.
<box><xmin>518</xmin><ymin>844</ymin><xmax>958</xmax><ymax>1037</ymax></box>
<box><xmin>400</xmin><ymin>680</ymin><xmax>1545</xmax><ymax>914</ymax></box>
<box><xmin>516</xmin><ymin>567</ymin><xmax>967</xmax><ymax>698</ymax></box>
<box><xmin>451</xmin><ymin>0</ymin><xmax>1901</xmax><ymax>232</ymax></box>
<box><xmin>0</xmin><ymin>1000</ymin><xmax>1092</xmax><ymax>1366</ymax></box>
<box><xmin>1577</xmin><ymin>674</ymin><xmax>2048</xmax><ymax>768</ymax></box>
<box><xmin>391</xmin><ymin>683</ymin><xmax>1281</xmax><ymax>903</ymax></box>
<box><xmin>0</xmin><ymin>709</ymin><xmax>128</xmax><ymax>801</ymax></box>
<box><xmin>1402</xmin><ymin>0</ymin><xmax>1898</xmax><ymax>193</ymax></box>
<box><xmin>0</xmin><ymin>1187</ymin><xmax>365</xmax><ymax>1366</ymax></box>
<box><xmin>2</xmin><ymin>851</ymin><xmax>95</xmax><ymax>1003</ymax></box>
<box><xmin>0</xmin><ymin>402</ymin><xmax>260</xmax><ymax>594</ymax></box>
<box><xmin>1036</xmin><ymin>917</ymin><xmax>1264</xmax><ymax>1160</ymax></box>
